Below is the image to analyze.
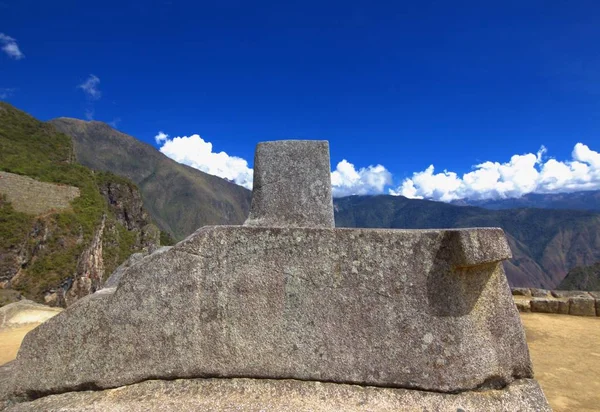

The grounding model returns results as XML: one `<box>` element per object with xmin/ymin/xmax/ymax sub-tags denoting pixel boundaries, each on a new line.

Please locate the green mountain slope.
<box><xmin>50</xmin><ymin>118</ymin><xmax>252</xmax><ymax>240</ymax></box>
<box><xmin>334</xmin><ymin>195</ymin><xmax>600</xmax><ymax>288</ymax></box>
<box><xmin>558</xmin><ymin>262</ymin><xmax>600</xmax><ymax>291</ymax></box>
<box><xmin>0</xmin><ymin>103</ymin><xmax>162</xmax><ymax>306</ymax></box>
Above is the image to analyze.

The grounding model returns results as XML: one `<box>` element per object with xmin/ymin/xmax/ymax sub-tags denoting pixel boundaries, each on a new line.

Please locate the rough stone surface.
<box><xmin>530</xmin><ymin>298</ymin><xmax>565</xmax><ymax>314</ymax></box>
<box><xmin>530</xmin><ymin>288</ymin><xmax>551</xmax><ymax>298</ymax></box>
<box><xmin>3</xmin><ymin>377</ymin><xmax>550</xmax><ymax>412</ymax></box>
<box><xmin>511</xmin><ymin>287</ymin><xmax>531</xmax><ymax>296</ymax></box>
<box><xmin>551</xmin><ymin>290</ymin><xmax>590</xmax><ymax>298</ymax></box>
<box><xmin>9</xmin><ymin>226</ymin><xmax>530</xmax><ymax>397</ymax></box>
<box><xmin>103</xmin><ymin>246</ymin><xmax>172</xmax><ymax>289</ymax></box>
<box><xmin>0</xmin><ymin>171</ymin><xmax>80</xmax><ymax>216</ymax></box>
<box><xmin>514</xmin><ymin>298</ymin><xmax>531</xmax><ymax>312</ymax></box>
<box><xmin>557</xmin><ymin>299</ymin><xmax>570</xmax><ymax>314</ymax></box>
<box><xmin>244</xmin><ymin>141</ymin><xmax>334</xmax><ymax>228</ymax></box>
<box><xmin>568</xmin><ymin>296</ymin><xmax>597</xmax><ymax>316</ymax></box>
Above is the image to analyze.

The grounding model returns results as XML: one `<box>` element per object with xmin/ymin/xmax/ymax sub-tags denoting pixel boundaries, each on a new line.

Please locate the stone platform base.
<box><xmin>3</xmin><ymin>377</ymin><xmax>550</xmax><ymax>412</ymax></box>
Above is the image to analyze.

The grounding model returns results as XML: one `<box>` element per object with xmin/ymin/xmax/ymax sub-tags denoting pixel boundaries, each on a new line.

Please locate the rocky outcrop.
<box><xmin>97</xmin><ymin>176</ymin><xmax>160</xmax><ymax>251</ymax></box>
<box><xmin>1</xmin><ymin>176</ymin><xmax>161</xmax><ymax>308</ymax></box>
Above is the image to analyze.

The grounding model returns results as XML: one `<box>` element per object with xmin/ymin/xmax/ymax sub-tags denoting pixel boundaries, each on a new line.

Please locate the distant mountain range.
<box><xmin>2</xmin><ymin>103</ymin><xmax>599</xmax><ymax>291</ymax></box>
<box><xmin>451</xmin><ymin>191</ymin><xmax>600</xmax><ymax>211</ymax></box>
<box><xmin>334</xmin><ymin>195</ymin><xmax>600</xmax><ymax>289</ymax></box>
<box><xmin>559</xmin><ymin>262</ymin><xmax>600</xmax><ymax>291</ymax></box>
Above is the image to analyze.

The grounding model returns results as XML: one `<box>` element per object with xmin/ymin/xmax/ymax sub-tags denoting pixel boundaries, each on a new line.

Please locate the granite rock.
<box><xmin>10</xmin><ymin>226</ymin><xmax>530</xmax><ymax>397</ymax></box>
<box><xmin>103</xmin><ymin>246</ymin><xmax>172</xmax><ymax>289</ymax></box>
<box><xmin>530</xmin><ymin>288</ymin><xmax>551</xmax><ymax>298</ymax></box>
<box><xmin>511</xmin><ymin>287</ymin><xmax>532</xmax><ymax>296</ymax></box>
<box><xmin>4</xmin><ymin>378</ymin><xmax>550</xmax><ymax>412</ymax></box>
<box><xmin>244</xmin><ymin>140</ymin><xmax>334</xmax><ymax>228</ymax></box>
<box><xmin>568</xmin><ymin>296</ymin><xmax>597</xmax><ymax>316</ymax></box>
<box><xmin>551</xmin><ymin>290</ymin><xmax>589</xmax><ymax>298</ymax></box>
<box><xmin>514</xmin><ymin>298</ymin><xmax>531</xmax><ymax>312</ymax></box>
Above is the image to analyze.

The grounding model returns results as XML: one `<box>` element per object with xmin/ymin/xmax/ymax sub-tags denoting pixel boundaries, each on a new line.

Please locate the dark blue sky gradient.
<box><xmin>1</xmin><ymin>0</ymin><xmax>599</xmax><ymax>182</ymax></box>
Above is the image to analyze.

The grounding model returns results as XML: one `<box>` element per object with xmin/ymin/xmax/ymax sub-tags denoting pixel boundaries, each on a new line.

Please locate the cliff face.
<box><xmin>0</xmin><ymin>103</ymin><xmax>161</xmax><ymax>307</ymax></box>
<box><xmin>1</xmin><ymin>172</ymin><xmax>161</xmax><ymax>307</ymax></box>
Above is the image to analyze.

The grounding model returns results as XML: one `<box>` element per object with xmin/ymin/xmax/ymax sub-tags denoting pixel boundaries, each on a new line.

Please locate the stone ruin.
<box><xmin>0</xmin><ymin>141</ymin><xmax>550</xmax><ymax>411</ymax></box>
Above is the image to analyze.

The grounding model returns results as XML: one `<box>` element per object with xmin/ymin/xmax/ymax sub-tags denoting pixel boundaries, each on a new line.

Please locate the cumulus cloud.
<box><xmin>0</xmin><ymin>33</ymin><xmax>24</xmax><ymax>59</ymax></box>
<box><xmin>157</xmin><ymin>132</ymin><xmax>254</xmax><ymax>189</ymax></box>
<box><xmin>331</xmin><ymin>160</ymin><xmax>393</xmax><ymax>197</ymax></box>
<box><xmin>391</xmin><ymin>143</ymin><xmax>600</xmax><ymax>201</ymax></box>
<box><xmin>78</xmin><ymin>74</ymin><xmax>101</xmax><ymax>100</ymax></box>
<box><xmin>155</xmin><ymin>131</ymin><xmax>168</xmax><ymax>144</ymax></box>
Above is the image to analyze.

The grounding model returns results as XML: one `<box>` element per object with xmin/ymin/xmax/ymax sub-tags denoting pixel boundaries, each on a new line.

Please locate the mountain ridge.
<box><xmin>20</xmin><ymin>107</ymin><xmax>600</xmax><ymax>290</ymax></box>
<box><xmin>50</xmin><ymin>117</ymin><xmax>252</xmax><ymax>241</ymax></box>
<box><xmin>0</xmin><ymin>102</ymin><xmax>163</xmax><ymax>306</ymax></box>
<box><xmin>334</xmin><ymin>195</ymin><xmax>600</xmax><ymax>288</ymax></box>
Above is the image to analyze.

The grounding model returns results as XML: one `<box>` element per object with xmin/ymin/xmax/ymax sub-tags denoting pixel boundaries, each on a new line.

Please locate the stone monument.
<box><xmin>0</xmin><ymin>140</ymin><xmax>550</xmax><ymax>411</ymax></box>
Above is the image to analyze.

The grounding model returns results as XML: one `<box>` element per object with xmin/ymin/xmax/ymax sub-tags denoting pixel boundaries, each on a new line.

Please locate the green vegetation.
<box><xmin>558</xmin><ymin>262</ymin><xmax>600</xmax><ymax>291</ymax></box>
<box><xmin>160</xmin><ymin>230</ymin><xmax>176</xmax><ymax>246</ymax></box>
<box><xmin>51</xmin><ymin>117</ymin><xmax>251</xmax><ymax>240</ymax></box>
<box><xmin>0</xmin><ymin>103</ymin><xmax>156</xmax><ymax>303</ymax></box>
<box><xmin>0</xmin><ymin>195</ymin><xmax>33</xmax><ymax>251</ymax></box>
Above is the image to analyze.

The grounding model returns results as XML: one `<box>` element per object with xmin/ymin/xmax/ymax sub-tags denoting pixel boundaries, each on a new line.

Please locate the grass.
<box><xmin>0</xmin><ymin>102</ymin><xmax>159</xmax><ymax>304</ymax></box>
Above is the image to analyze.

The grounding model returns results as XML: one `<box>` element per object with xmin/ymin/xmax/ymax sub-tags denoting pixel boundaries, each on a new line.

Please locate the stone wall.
<box><xmin>512</xmin><ymin>288</ymin><xmax>600</xmax><ymax>317</ymax></box>
<box><xmin>0</xmin><ymin>171</ymin><xmax>79</xmax><ymax>215</ymax></box>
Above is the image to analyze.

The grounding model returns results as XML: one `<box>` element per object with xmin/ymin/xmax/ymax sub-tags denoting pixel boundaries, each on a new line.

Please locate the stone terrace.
<box><xmin>0</xmin><ymin>171</ymin><xmax>79</xmax><ymax>215</ymax></box>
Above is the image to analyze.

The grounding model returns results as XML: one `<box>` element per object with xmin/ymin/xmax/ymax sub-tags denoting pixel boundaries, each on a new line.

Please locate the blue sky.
<box><xmin>1</xmin><ymin>0</ymin><xmax>599</xmax><ymax>199</ymax></box>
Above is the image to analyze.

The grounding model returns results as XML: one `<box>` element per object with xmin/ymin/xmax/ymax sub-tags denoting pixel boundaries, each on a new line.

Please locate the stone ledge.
<box><xmin>2</xmin><ymin>377</ymin><xmax>550</xmax><ymax>412</ymax></box>
<box><xmin>512</xmin><ymin>288</ymin><xmax>600</xmax><ymax>317</ymax></box>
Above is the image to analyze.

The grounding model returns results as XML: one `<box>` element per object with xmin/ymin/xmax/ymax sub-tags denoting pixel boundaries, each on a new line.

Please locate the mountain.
<box><xmin>452</xmin><ymin>190</ymin><xmax>600</xmax><ymax>211</ymax></box>
<box><xmin>334</xmin><ymin>195</ymin><xmax>600</xmax><ymax>288</ymax></box>
<box><xmin>34</xmin><ymin>108</ymin><xmax>600</xmax><ymax>290</ymax></box>
<box><xmin>50</xmin><ymin>118</ymin><xmax>252</xmax><ymax>241</ymax></box>
<box><xmin>558</xmin><ymin>262</ymin><xmax>600</xmax><ymax>291</ymax></box>
<box><xmin>0</xmin><ymin>102</ymin><xmax>162</xmax><ymax>307</ymax></box>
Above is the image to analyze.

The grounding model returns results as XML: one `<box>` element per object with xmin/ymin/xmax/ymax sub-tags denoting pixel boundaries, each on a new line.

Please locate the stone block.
<box><xmin>568</xmin><ymin>296</ymin><xmax>597</xmax><ymax>317</ymax></box>
<box><xmin>530</xmin><ymin>298</ymin><xmax>559</xmax><ymax>313</ymax></box>
<box><xmin>557</xmin><ymin>299</ymin><xmax>570</xmax><ymax>314</ymax></box>
<box><xmin>530</xmin><ymin>288</ymin><xmax>551</xmax><ymax>298</ymax></box>
<box><xmin>12</xmin><ymin>226</ymin><xmax>529</xmax><ymax>396</ymax></box>
<box><xmin>512</xmin><ymin>287</ymin><xmax>531</xmax><ymax>296</ymax></box>
<box><xmin>514</xmin><ymin>298</ymin><xmax>531</xmax><ymax>312</ymax></box>
<box><xmin>244</xmin><ymin>140</ymin><xmax>335</xmax><ymax>228</ymax></box>
<box><xmin>551</xmin><ymin>290</ymin><xmax>589</xmax><ymax>298</ymax></box>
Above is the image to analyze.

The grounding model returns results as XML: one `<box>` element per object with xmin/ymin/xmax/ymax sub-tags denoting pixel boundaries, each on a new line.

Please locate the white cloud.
<box><xmin>331</xmin><ymin>160</ymin><xmax>392</xmax><ymax>197</ymax></box>
<box><xmin>108</xmin><ymin>117</ymin><xmax>121</xmax><ymax>128</ymax></box>
<box><xmin>155</xmin><ymin>131</ymin><xmax>168</xmax><ymax>144</ymax></box>
<box><xmin>0</xmin><ymin>33</ymin><xmax>24</xmax><ymax>59</ymax></box>
<box><xmin>157</xmin><ymin>133</ymin><xmax>254</xmax><ymax>189</ymax></box>
<box><xmin>0</xmin><ymin>88</ymin><xmax>15</xmax><ymax>99</ymax></box>
<box><xmin>391</xmin><ymin>143</ymin><xmax>600</xmax><ymax>201</ymax></box>
<box><xmin>78</xmin><ymin>74</ymin><xmax>101</xmax><ymax>100</ymax></box>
